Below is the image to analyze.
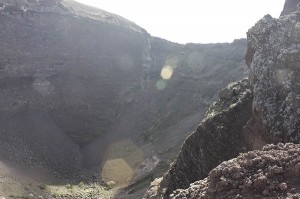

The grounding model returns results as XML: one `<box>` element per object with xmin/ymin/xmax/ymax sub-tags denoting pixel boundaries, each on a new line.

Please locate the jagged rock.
<box><xmin>244</xmin><ymin>11</ymin><xmax>300</xmax><ymax>147</ymax></box>
<box><xmin>145</xmin><ymin>3</ymin><xmax>300</xmax><ymax>199</ymax></box>
<box><xmin>280</xmin><ymin>0</ymin><xmax>300</xmax><ymax>16</ymax></box>
<box><xmin>143</xmin><ymin>79</ymin><xmax>253</xmax><ymax>198</ymax></box>
<box><xmin>170</xmin><ymin>143</ymin><xmax>300</xmax><ymax>199</ymax></box>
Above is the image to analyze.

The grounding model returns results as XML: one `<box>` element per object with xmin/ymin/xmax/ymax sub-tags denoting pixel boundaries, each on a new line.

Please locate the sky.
<box><xmin>75</xmin><ymin>0</ymin><xmax>285</xmax><ymax>44</ymax></box>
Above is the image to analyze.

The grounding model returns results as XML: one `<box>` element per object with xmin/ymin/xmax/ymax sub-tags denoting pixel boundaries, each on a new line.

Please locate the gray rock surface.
<box><xmin>280</xmin><ymin>0</ymin><xmax>300</xmax><ymax>16</ymax></box>
<box><xmin>144</xmin><ymin>79</ymin><xmax>253</xmax><ymax>198</ymax></box>
<box><xmin>245</xmin><ymin>11</ymin><xmax>300</xmax><ymax>147</ymax></box>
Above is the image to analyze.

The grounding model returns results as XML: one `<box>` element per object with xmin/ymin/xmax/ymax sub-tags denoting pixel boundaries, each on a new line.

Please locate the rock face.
<box><xmin>245</xmin><ymin>12</ymin><xmax>300</xmax><ymax>147</ymax></box>
<box><xmin>280</xmin><ymin>0</ymin><xmax>300</xmax><ymax>16</ymax></box>
<box><xmin>171</xmin><ymin>143</ymin><xmax>300</xmax><ymax>199</ymax></box>
<box><xmin>144</xmin><ymin>79</ymin><xmax>253</xmax><ymax>198</ymax></box>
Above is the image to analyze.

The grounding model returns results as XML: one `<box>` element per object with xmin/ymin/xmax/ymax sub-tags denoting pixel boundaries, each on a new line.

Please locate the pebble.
<box><xmin>279</xmin><ymin>182</ymin><xmax>288</xmax><ymax>191</ymax></box>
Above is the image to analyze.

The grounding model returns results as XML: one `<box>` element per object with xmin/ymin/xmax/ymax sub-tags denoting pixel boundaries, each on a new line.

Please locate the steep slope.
<box><xmin>0</xmin><ymin>0</ymin><xmax>150</xmax><ymax>176</ymax></box>
<box><xmin>0</xmin><ymin>0</ymin><xmax>149</xmax><ymax>145</ymax></box>
<box><xmin>144</xmin><ymin>79</ymin><xmax>253</xmax><ymax>198</ymax></box>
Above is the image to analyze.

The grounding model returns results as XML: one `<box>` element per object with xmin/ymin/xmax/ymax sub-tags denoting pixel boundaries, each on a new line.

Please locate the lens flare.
<box><xmin>101</xmin><ymin>140</ymin><xmax>143</xmax><ymax>187</ymax></box>
<box><xmin>160</xmin><ymin>65</ymin><xmax>173</xmax><ymax>80</ymax></box>
<box><xmin>102</xmin><ymin>158</ymin><xmax>133</xmax><ymax>187</ymax></box>
<box><xmin>156</xmin><ymin>79</ymin><xmax>166</xmax><ymax>90</ymax></box>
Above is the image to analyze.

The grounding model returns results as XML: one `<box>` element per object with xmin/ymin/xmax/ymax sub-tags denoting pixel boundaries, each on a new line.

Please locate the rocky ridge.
<box><xmin>144</xmin><ymin>1</ymin><xmax>300</xmax><ymax>198</ymax></box>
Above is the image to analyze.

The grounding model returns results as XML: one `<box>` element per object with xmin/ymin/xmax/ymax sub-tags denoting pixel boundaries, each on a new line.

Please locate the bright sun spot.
<box><xmin>160</xmin><ymin>65</ymin><xmax>173</xmax><ymax>80</ymax></box>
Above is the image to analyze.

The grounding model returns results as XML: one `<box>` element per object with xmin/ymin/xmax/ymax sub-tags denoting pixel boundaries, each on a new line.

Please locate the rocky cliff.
<box><xmin>244</xmin><ymin>9</ymin><xmax>300</xmax><ymax>147</ymax></box>
<box><xmin>144</xmin><ymin>1</ymin><xmax>300</xmax><ymax>198</ymax></box>
<box><xmin>144</xmin><ymin>79</ymin><xmax>253</xmax><ymax>198</ymax></box>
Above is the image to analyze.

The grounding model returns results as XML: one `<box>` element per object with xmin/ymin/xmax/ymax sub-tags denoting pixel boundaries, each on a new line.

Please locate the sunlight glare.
<box><xmin>160</xmin><ymin>65</ymin><xmax>173</xmax><ymax>80</ymax></box>
<box><xmin>101</xmin><ymin>140</ymin><xmax>144</xmax><ymax>187</ymax></box>
<box><xmin>101</xmin><ymin>159</ymin><xmax>133</xmax><ymax>187</ymax></box>
<box><xmin>156</xmin><ymin>79</ymin><xmax>166</xmax><ymax>90</ymax></box>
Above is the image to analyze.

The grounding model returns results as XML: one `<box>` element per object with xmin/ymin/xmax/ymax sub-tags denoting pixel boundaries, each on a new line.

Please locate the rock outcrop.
<box><xmin>245</xmin><ymin>11</ymin><xmax>300</xmax><ymax>147</ymax></box>
<box><xmin>144</xmin><ymin>79</ymin><xmax>253</xmax><ymax>198</ymax></box>
<box><xmin>280</xmin><ymin>0</ymin><xmax>300</xmax><ymax>16</ymax></box>
<box><xmin>171</xmin><ymin>143</ymin><xmax>300</xmax><ymax>199</ymax></box>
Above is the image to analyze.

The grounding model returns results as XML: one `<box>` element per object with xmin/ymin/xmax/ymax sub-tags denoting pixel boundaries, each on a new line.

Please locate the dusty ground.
<box><xmin>0</xmin><ymin>159</ymin><xmax>115</xmax><ymax>199</ymax></box>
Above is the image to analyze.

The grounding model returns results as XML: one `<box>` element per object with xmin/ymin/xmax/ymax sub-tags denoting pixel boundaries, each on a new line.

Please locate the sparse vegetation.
<box><xmin>47</xmin><ymin>182</ymin><xmax>113</xmax><ymax>198</ymax></box>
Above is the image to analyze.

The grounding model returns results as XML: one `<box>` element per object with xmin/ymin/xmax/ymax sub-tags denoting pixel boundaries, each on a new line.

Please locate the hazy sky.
<box><xmin>75</xmin><ymin>0</ymin><xmax>285</xmax><ymax>44</ymax></box>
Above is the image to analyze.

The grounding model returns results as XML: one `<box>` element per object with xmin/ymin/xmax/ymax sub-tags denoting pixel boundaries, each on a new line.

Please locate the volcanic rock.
<box><xmin>144</xmin><ymin>79</ymin><xmax>253</xmax><ymax>198</ymax></box>
<box><xmin>170</xmin><ymin>143</ymin><xmax>300</xmax><ymax>199</ymax></box>
<box><xmin>244</xmin><ymin>11</ymin><xmax>300</xmax><ymax>147</ymax></box>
